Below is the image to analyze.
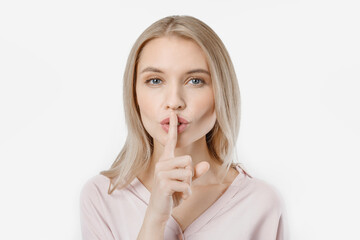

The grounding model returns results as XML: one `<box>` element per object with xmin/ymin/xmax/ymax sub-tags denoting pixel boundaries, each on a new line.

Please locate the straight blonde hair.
<box><xmin>101</xmin><ymin>15</ymin><xmax>251</xmax><ymax>194</ymax></box>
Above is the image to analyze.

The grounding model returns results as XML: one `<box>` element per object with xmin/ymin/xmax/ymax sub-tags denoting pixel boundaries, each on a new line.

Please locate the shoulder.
<box><xmin>242</xmin><ymin>176</ymin><xmax>286</xmax><ymax>215</ymax></box>
<box><xmin>250</xmin><ymin>177</ymin><xmax>282</xmax><ymax>198</ymax></box>
<box><xmin>80</xmin><ymin>174</ymin><xmax>111</xmax><ymax>204</ymax></box>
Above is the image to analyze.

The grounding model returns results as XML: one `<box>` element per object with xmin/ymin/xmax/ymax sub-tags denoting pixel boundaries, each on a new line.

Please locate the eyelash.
<box><xmin>144</xmin><ymin>77</ymin><xmax>205</xmax><ymax>86</ymax></box>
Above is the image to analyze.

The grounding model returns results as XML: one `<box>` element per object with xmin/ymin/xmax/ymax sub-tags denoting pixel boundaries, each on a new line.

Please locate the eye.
<box><xmin>188</xmin><ymin>78</ymin><xmax>205</xmax><ymax>86</ymax></box>
<box><xmin>144</xmin><ymin>77</ymin><xmax>205</xmax><ymax>86</ymax></box>
<box><xmin>145</xmin><ymin>78</ymin><xmax>162</xmax><ymax>85</ymax></box>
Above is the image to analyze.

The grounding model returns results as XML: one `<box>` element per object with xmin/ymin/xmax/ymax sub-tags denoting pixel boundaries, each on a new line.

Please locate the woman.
<box><xmin>80</xmin><ymin>15</ymin><xmax>289</xmax><ymax>240</ymax></box>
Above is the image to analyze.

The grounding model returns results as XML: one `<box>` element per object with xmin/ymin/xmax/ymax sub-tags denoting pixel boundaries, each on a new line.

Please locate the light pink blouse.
<box><xmin>80</xmin><ymin>164</ymin><xmax>289</xmax><ymax>240</ymax></box>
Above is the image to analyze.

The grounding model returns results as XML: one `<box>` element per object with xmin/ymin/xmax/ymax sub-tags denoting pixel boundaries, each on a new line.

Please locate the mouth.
<box><xmin>160</xmin><ymin>115</ymin><xmax>190</xmax><ymax>134</ymax></box>
<box><xmin>160</xmin><ymin>122</ymin><xmax>189</xmax><ymax>133</ymax></box>
<box><xmin>163</xmin><ymin>122</ymin><xmax>184</xmax><ymax>126</ymax></box>
<box><xmin>160</xmin><ymin>116</ymin><xmax>189</xmax><ymax>125</ymax></box>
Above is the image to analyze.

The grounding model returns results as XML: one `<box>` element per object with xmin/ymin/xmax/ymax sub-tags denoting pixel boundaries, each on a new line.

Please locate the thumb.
<box><xmin>192</xmin><ymin>161</ymin><xmax>210</xmax><ymax>181</ymax></box>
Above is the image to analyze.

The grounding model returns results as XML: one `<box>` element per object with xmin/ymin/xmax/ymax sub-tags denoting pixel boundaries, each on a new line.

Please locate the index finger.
<box><xmin>162</xmin><ymin>110</ymin><xmax>178</xmax><ymax>159</ymax></box>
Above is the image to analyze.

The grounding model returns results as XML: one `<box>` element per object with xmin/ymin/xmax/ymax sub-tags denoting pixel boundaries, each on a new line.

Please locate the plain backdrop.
<box><xmin>0</xmin><ymin>0</ymin><xmax>359</xmax><ymax>239</ymax></box>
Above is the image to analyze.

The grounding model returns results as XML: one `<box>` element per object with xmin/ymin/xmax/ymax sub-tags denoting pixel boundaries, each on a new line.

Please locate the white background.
<box><xmin>0</xmin><ymin>0</ymin><xmax>359</xmax><ymax>239</ymax></box>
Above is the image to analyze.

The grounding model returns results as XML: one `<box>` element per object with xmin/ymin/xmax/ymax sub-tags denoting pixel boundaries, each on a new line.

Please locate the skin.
<box><xmin>136</xmin><ymin>35</ymin><xmax>227</xmax><ymax>188</ymax></box>
<box><xmin>134</xmin><ymin>36</ymin><xmax>241</xmax><ymax>237</ymax></box>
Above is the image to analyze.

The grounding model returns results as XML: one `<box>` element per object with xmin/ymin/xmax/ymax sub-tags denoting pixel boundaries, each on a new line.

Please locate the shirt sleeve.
<box><xmin>252</xmin><ymin>179</ymin><xmax>291</xmax><ymax>240</ymax></box>
<box><xmin>275</xmin><ymin>192</ymin><xmax>290</xmax><ymax>240</ymax></box>
<box><xmin>276</xmin><ymin>211</ymin><xmax>290</xmax><ymax>240</ymax></box>
<box><xmin>79</xmin><ymin>178</ymin><xmax>115</xmax><ymax>240</ymax></box>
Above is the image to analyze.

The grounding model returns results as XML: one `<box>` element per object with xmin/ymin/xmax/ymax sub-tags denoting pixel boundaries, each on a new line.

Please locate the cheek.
<box><xmin>136</xmin><ymin>86</ymin><xmax>156</xmax><ymax>112</ymax></box>
<box><xmin>137</xmin><ymin>90</ymin><xmax>156</xmax><ymax>132</ymax></box>
<box><xmin>136</xmin><ymin>87</ymin><xmax>148</xmax><ymax>108</ymax></box>
<box><xmin>192</xmin><ymin>90</ymin><xmax>216</xmax><ymax>123</ymax></box>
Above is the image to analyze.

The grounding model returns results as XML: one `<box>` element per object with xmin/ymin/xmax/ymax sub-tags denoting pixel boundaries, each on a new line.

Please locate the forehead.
<box><xmin>137</xmin><ymin>36</ymin><xmax>209</xmax><ymax>74</ymax></box>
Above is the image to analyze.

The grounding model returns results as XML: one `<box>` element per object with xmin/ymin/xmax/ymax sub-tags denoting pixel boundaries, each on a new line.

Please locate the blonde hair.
<box><xmin>100</xmin><ymin>15</ymin><xmax>250</xmax><ymax>194</ymax></box>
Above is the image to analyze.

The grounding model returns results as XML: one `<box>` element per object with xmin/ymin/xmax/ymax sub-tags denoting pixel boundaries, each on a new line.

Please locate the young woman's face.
<box><xmin>135</xmin><ymin>36</ymin><xmax>216</xmax><ymax>147</ymax></box>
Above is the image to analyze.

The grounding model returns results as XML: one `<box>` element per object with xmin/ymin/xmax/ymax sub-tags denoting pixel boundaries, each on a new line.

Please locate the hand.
<box><xmin>146</xmin><ymin>110</ymin><xmax>210</xmax><ymax>224</ymax></box>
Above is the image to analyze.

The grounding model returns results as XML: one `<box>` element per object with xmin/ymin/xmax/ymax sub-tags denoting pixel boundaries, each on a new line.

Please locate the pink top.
<box><xmin>80</xmin><ymin>164</ymin><xmax>289</xmax><ymax>240</ymax></box>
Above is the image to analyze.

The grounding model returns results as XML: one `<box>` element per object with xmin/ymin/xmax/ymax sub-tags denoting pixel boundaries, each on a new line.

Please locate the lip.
<box><xmin>160</xmin><ymin>116</ymin><xmax>189</xmax><ymax>125</ymax></box>
<box><xmin>161</xmin><ymin>122</ymin><xmax>189</xmax><ymax>134</ymax></box>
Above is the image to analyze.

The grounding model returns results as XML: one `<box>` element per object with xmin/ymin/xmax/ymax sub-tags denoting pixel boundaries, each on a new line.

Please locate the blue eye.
<box><xmin>189</xmin><ymin>78</ymin><xmax>204</xmax><ymax>85</ymax></box>
<box><xmin>144</xmin><ymin>77</ymin><xmax>205</xmax><ymax>86</ymax></box>
<box><xmin>145</xmin><ymin>78</ymin><xmax>162</xmax><ymax>85</ymax></box>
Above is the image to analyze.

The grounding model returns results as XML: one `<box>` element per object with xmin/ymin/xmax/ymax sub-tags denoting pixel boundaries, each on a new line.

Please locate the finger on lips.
<box><xmin>162</xmin><ymin>110</ymin><xmax>192</xmax><ymax>201</ymax></box>
<box><xmin>162</xmin><ymin>110</ymin><xmax>177</xmax><ymax>160</ymax></box>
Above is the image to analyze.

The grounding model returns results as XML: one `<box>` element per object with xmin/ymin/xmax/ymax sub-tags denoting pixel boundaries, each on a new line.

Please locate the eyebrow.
<box><xmin>140</xmin><ymin>67</ymin><xmax>210</xmax><ymax>76</ymax></box>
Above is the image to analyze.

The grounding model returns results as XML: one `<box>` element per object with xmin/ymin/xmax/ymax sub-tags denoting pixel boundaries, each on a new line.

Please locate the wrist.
<box><xmin>137</xmin><ymin>211</ymin><xmax>167</xmax><ymax>240</ymax></box>
<box><xmin>144</xmin><ymin>208</ymin><xmax>169</xmax><ymax>227</ymax></box>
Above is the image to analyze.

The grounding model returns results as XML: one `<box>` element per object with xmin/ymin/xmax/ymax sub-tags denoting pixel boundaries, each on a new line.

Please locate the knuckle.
<box><xmin>180</xmin><ymin>182</ymin><xmax>187</xmax><ymax>190</ymax></box>
<box><xmin>184</xmin><ymin>155</ymin><xmax>191</xmax><ymax>164</ymax></box>
<box><xmin>187</xmin><ymin>158</ymin><xmax>191</xmax><ymax>165</ymax></box>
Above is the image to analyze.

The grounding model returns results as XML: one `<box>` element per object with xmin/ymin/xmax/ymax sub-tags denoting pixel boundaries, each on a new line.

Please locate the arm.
<box><xmin>276</xmin><ymin>209</ymin><xmax>290</xmax><ymax>240</ymax></box>
<box><xmin>80</xmin><ymin>180</ymin><xmax>114</xmax><ymax>240</ymax></box>
<box><xmin>275</xmin><ymin>186</ymin><xmax>290</xmax><ymax>240</ymax></box>
<box><xmin>136</xmin><ymin>208</ymin><xmax>167</xmax><ymax>240</ymax></box>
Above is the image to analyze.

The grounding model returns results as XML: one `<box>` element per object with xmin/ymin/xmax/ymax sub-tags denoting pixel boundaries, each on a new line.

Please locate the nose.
<box><xmin>165</xmin><ymin>83</ymin><xmax>186</xmax><ymax>110</ymax></box>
